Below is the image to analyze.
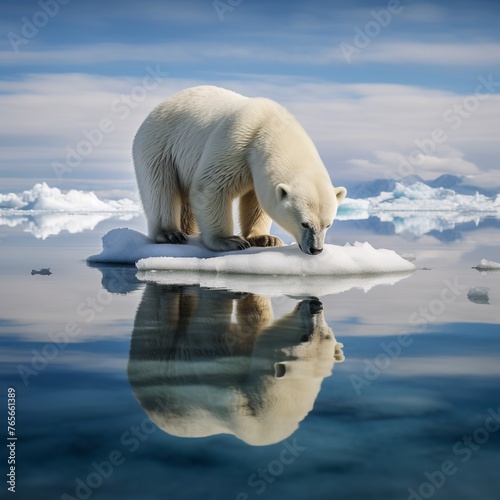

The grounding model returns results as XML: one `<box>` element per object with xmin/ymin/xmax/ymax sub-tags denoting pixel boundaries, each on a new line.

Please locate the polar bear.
<box><xmin>133</xmin><ymin>86</ymin><xmax>346</xmax><ymax>254</ymax></box>
<box><xmin>128</xmin><ymin>284</ymin><xmax>345</xmax><ymax>446</ymax></box>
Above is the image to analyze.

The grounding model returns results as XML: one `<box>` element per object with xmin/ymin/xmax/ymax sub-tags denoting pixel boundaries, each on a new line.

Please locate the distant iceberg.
<box><xmin>3</xmin><ymin>181</ymin><xmax>497</xmax><ymax>216</ymax></box>
<box><xmin>340</xmin><ymin>181</ymin><xmax>500</xmax><ymax>214</ymax></box>
<box><xmin>1</xmin><ymin>181</ymin><xmax>499</xmax><ymax>239</ymax></box>
<box><xmin>338</xmin><ymin>181</ymin><xmax>499</xmax><ymax>237</ymax></box>
<box><xmin>0</xmin><ymin>183</ymin><xmax>141</xmax><ymax>238</ymax></box>
<box><xmin>0</xmin><ymin>182</ymin><xmax>141</xmax><ymax>213</ymax></box>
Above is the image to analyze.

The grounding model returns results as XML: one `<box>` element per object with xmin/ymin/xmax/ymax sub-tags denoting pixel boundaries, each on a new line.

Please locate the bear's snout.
<box><xmin>300</xmin><ymin>244</ymin><xmax>323</xmax><ymax>255</ymax></box>
<box><xmin>308</xmin><ymin>299</ymin><xmax>323</xmax><ymax>314</ymax></box>
<box><xmin>299</xmin><ymin>227</ymin><xmax>325</xmax><ymax>255</ymax></box>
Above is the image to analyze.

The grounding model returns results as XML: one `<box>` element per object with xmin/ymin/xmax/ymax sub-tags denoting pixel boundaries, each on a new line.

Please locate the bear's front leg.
<box><xmin>240</xmin><ymin>191</ymin><xmax>284</xmax><ymax>248</ymax></box>
<box><xmin>192</xmin><ymin>188</ymin><xmax>250</xmax><ymax>252</ymax></box>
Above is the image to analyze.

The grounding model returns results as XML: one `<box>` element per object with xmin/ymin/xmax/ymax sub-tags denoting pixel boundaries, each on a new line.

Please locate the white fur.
<box><xmin>133</xmin><ymin>85</ymin><xmax>346</xmax><ymax>254</ymax></box>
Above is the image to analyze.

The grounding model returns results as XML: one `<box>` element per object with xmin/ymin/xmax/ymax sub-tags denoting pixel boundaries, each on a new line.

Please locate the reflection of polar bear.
<box><xmin>133</xmin><ymin>86</ymin><xmax>346</xmax><ymax>254</ymax></box>
<box><xmin>127</xmin><ymin>284</ymin><xmax>344</xmax><ymax>446</ymax></box>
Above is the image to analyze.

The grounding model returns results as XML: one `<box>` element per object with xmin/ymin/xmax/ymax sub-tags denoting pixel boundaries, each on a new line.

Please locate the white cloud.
<box><xmin>355</xmin><ymin>42</ymin><xmax>500</xmax><ymax>65</ymax></box>
<box><xmin>399</xmin><ymin>3</ymin><xmax>448</xmax><ymax>23</ymax></box>
<box><xmin>0</xmin><ymin>43</ymin><xmax>196</xmax><ymax>66</ymax></box>
<box><xmin>351</xmin><ymin>148</ymin><xmax>481</xmax><ymax>180</ymax></box>
<box><xmin>1</xmin><ymin>73</ymin><xmax>499</xmax><ymax>187</ymax></box>
<box><xmin>2</xmin><ymin>39</ymin><xmax>500</xmax><ymax>68</ymax></box>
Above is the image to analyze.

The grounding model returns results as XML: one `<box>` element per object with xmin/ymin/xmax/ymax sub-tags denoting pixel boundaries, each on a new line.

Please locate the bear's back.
<box><xmin>133</xmin><ymin>86</ymin><xmax>248</xmax><ymax>185</ymax></box>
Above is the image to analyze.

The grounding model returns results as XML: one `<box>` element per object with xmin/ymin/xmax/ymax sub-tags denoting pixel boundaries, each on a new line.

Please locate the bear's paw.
<box><xmin>246</xmin><ymin>235</ymin><xmax>284</xmax><ymax>248</ymax></box>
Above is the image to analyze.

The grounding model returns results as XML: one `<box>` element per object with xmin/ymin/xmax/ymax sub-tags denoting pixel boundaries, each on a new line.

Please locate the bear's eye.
<box><xmin>301</xmin><ymin>222</ymin><xmax>311</xmax><ymax>229</ymax></box>
<box><xmin>325</xmin><ymin>223</ymin><xmax>331</xmax><ymax>228</ymax></box>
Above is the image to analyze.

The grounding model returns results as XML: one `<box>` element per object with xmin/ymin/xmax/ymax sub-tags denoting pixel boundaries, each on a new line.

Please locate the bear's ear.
<box><xmin>334</xmin><ymin>186</ymin><xmax>347</xmax><ymax>204</ymax></box>
<box><xmin>276</xmin><ymin>183</ymin><xmax>290</xmax><ymax>202</ymax></box>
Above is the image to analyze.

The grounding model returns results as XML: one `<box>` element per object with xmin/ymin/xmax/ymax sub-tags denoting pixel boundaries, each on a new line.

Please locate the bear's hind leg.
<box><xmin>153</xmin><ymin>182</ymin><xmax>187</xmax><ymax>244</ymax></box>
<box><xmin>240</xmin><ymin>191</ymin><xmax>283</xmax><ymax>248</ymax></box>
<box><xmin>136</xmin><ymin>151</ymin><xmax>188</xmax><ymax>245</ymax></box>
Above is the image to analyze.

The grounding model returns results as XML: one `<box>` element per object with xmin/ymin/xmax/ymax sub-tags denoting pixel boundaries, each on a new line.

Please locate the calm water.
<box><xmin>1</xmin><ymin>215</ymin><xmax>500</xmax><ymax>500</ymax></box>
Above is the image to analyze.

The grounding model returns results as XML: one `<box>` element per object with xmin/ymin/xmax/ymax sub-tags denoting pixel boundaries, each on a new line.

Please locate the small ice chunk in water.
<box><xmin>467</xmin><ymin>287</ymin><xmax>490</xmax><ymax>305</ymax></box>
<box><xmin>31</xmin><ymin>268</ymin><xmax>52</xmax><ymax>276</ymax></box>
<box><xmin>473</xmin><ymin>259</ymin><xmax>500</xmax><ymax>271</ymax></box>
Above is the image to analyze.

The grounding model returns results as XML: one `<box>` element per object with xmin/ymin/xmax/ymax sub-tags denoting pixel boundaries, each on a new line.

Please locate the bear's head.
<box><xmin>273</xmin><ymin>179</ymin><xmax>347</xmax><ymax>255</ymax></box>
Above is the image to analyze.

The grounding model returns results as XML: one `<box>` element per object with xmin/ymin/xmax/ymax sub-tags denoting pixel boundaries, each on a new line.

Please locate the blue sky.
<box><xmin>1</xmin><ymin>0</ymin><xmax>499</xmax><ymax>193</ymax></box>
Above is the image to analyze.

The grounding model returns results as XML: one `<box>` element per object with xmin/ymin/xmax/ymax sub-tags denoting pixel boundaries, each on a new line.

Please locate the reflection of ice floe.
<box><xmin>1</xmin><ymin>213</ymin><xmax>139</xmax><ymax>239</ymax></box>
<box><xmin>378</xmin><ymin>213</ymin><xmax>484</xmax><ymax>238</ymax></box>
<box><xmin>88</xmin><ymin>228</ymin><xmax>415</xmax><ymax>278</ymax></box>
<box><xmin>0</xmin><ymin>183</ymin><xmax>141</xmax><ymax>238</ymax></box>
<box><xmin>339</xmin><ymin>182</ymin><xmax>500</xmax><ymax>237</ymax></box>
<box><xmin>342</xmin><ymin>182</ymin><xmax>500</xmax><ymax>213</ymax></box>
<box><xmin>400</xmin><ymin>253</ymin><xmax>416</xmax><ymax>262</ymax></box>
<box><xmin>128</xmin><ymin>284</ymin><xmax>344</xmax><ymax>445</ymax></box>
<box><xmin>0</xmin><ymin>215</ymin><xmax>29</xmax><ymax>228</ymax></box>
<box><xmin>467</xmin><ymin>287</ymin><xmax>490</xmax><ymax>305</ymax></box>
<box><xmin>87</xmin><ymin>263</ymin><xmax>143</xmax><ymax>295</ymax></box>
<box><xmin>137</xmin><ymin>269</ymin><xmax>413</xmax><ymax>298</ymax></box>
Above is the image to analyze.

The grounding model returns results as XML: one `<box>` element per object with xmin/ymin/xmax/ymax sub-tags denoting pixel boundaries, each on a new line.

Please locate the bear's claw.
<box><xmin>208</xmin><ymin>236</ymin><xmax>250</xmax><ymax>252</ymax></box>
<box><xmin>155</xmin><ymin>231</ymin><xmax>188</xmax><ymax>244</ymax></box>
<box><xmin>246</xmin><ymin>235</ymin><xmax>284</xmax><ymax>248</ymax></box>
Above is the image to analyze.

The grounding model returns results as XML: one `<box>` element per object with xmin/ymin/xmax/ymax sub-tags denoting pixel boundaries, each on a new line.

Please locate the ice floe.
<box><xmin>88</xmin><ymin>228</ymin><xmax>416</xmax><ymax>278</ymax></box>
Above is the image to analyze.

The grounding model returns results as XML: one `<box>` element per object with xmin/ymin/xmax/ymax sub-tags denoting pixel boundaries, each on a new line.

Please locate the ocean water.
<box><xmin>1</xmin><ymin>214</ymin><xmax>500</xmax><ymax>500</ymax></box>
